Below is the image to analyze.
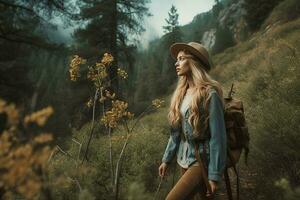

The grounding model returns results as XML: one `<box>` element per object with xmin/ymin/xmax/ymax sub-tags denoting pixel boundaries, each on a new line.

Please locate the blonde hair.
<box><xmin>168</xmin><ymin>51</ymin><xmax>224</xmax><ymax>139</ymax></box>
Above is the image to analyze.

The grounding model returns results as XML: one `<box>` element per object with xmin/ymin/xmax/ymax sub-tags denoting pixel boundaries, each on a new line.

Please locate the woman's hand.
<box><xmin>206</xmin><ymin>180</ymin><xmax>218</xmax><ymax>197</ymax></box>
<box><xmin>158</xmin><ymin>162</ymin><xmax>168</xmax><ymax>178</ymax></box>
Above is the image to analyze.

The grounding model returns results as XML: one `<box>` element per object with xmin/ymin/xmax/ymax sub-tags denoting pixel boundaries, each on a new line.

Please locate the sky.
<box><xmin>140</xmin><ymin>0</ymin><xmax>215</xmax><ymax>48</ymax></box>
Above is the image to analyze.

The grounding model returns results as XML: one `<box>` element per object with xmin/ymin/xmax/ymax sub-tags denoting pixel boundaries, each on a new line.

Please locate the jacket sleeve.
<box><xmin>208</xmin><ymin>91</ymin><xmax>227</xmax><ymax>182</ymax></box>
<box><xmin>162</xmin><ymin>127</ymin><xmax>181</xmax><ymax>164</ymax></box>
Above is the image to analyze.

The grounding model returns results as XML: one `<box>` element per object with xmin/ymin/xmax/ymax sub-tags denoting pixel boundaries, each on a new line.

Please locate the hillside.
<box><xmin>140</xmin><ymin>16</ymin><xmax>300</xmax><ymax>200</ymax></box>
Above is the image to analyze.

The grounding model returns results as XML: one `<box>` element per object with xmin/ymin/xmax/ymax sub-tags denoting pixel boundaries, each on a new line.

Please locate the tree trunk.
<box><xmin>110</xmin><ymin>0</ymin><xmax>119</xmax><ymax>94</ymax></box>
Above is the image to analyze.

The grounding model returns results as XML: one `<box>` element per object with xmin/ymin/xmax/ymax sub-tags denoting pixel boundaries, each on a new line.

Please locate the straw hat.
<box><xmin>170</xmin><ymin>42</ymin><xmax>212</xmax><ymax>71</ymax></box>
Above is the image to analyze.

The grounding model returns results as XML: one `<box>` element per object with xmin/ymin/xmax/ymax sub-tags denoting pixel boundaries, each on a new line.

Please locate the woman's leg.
<box><xmin>166</xmin><ymin>165</ymin><xmax>209</xmax><ymax>200</ymax></box>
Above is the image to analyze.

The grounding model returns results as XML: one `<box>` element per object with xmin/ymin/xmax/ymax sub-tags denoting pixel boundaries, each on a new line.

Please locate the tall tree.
<box><xmin>0</xmin><ymin>0</ymin><xmax>77</xmax><ymax>105</ymax></box>
<box><xmin>161</xmin><ymin>5</ymin><xmax>182</xmax><ymax>85</ymax></box>
<box><xmin>163</xmin><ymin>5</ymin><xmax>179</xmax><ymax>34</ymax></box>
<box><xmin>0</xmin><ymin>0</ymin><xmax>78</xmax><ymax>137</ymax></box>
<box><xmin>74</xmin><ymin>0</ymin><xmax>151</xmax><ymax>93</ymax></box>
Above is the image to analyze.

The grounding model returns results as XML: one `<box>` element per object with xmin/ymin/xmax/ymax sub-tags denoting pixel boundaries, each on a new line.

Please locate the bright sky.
<box><xmin>140</xmin><ymin>0</ymin><xmax>215</xmax><ymax>47</ymax></box>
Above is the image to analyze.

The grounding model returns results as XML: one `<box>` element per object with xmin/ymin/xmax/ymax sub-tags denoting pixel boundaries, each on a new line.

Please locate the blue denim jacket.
<box><xmin>162</xmin><ymin>90</ymin><xmax>227</xmax><ymax>182</ymax></box>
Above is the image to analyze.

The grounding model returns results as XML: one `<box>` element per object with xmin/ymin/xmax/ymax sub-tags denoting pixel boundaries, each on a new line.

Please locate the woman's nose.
<box><xmin>175</xmin><ymin>60</ymin><xmax>179</xmax><ymax>67</ymax></box>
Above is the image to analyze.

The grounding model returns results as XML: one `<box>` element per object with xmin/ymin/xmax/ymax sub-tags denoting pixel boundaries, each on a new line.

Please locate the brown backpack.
<box><xmin>224</xmin><ymin>83</ymin><xmax>250</xmax><ymax>167</ymax></box>
<box><xmin>223</xmin><ymin>83</ymin><xmax>250</xmax><ymax>200</ymax></box>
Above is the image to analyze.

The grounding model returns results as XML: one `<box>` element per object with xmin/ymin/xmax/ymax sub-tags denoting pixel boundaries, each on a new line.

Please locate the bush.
<box><xmin>262</xmin><ymin>0</ymin><xmax>300</xmax><ymax>30</ymax></box>
<box><xmin>243</xmin><ymin>0</ymin><xmax>285</xmax><ymax>31</ymax></box>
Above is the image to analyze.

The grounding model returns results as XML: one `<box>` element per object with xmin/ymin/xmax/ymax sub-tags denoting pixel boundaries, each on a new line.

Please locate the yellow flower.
<box><xmin>69</xmin><ymin>55</ymin><xmax>86</xmax><ymax>81</ymax></box>
<box><xmin>0</xmin><ymin>131</ymin><xmax>12</xmax><ymax>156</ymax></box>
<box><xmin>86</xmin><ymin>99</ymin><xmax>93</xmax><ymax>108</ymax></box>
<box><xmin>105</xmin><ymin>90</ymin><xmax>116</xmax><ymax>99</ymax></box>
<box><xmin>117</xmin><ymin>68</ymin><xmax>128</xmax><ymax>79</ymax></box>
<box><xmin>95</xmin><ymin>62</ymin><xmax>105</xmax><ymax>69</ymax></box>
<box><xmin>101</xmin><ymin>100</ymin><xmax>133</xmax><ymax>128</ymax></box>
<box><xmin>99</xmin><ymin>96</ymin><xmax>106</xmax><ymax>103</ymax></box>
<box><xmin>17</xmin><ymin>179</ymin><xmax>41</xmax><ymax>200</ymax></box>
<box><xmin>33</xmin><ymin>133</ymin><xmax>53</xmax><ymax>144</ymax></box>
<box><xmin>24</xmin><ymin>106</ymin><xmax>54</xmax><ymax>127</ymax></box>
<box><xmin>152</xmin><ymin>99</ymin><xmax>165</xmax><ymax>108</ymax></box>
<box><xmin>0</xmin><ymin>99</ymin><xmax>19</xmax><ymax>126</ymax></box>
<box><xmin>0</xmin><ymin>98</ymin><xmax>6</xmax><ymax>112</ymax></box>
<box><xmin>0</xmin><ymin>99</ymin><xmax>54</xmax><ymax>199</ymax></box>
<box><xmin>101</xmin><ymin>53</ymin><xmax>114</xmax><ymax>65</ymax></box>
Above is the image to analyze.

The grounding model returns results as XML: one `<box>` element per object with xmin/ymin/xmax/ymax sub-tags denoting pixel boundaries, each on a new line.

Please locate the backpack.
<box><xmin>224</xmin><ymin>83</ymin><xmax>250</xmax><ymax>167</ymax></box>
<box><xmin>223</xmin><ymin>83</ymin><xmax>250</xmax><ymax>200</ymax></box>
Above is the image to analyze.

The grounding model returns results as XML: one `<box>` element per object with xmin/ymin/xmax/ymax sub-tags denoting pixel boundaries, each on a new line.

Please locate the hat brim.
<box><xmin>170</xmin><ymin>43</ymin><xmax>211</xmax><ymax>71</ymax></box>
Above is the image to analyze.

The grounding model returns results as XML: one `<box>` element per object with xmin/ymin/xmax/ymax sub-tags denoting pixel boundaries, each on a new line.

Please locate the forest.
<box><xmin>0</xmin><ymin>0</ymin><xmax>300</xmax><ymax>199</ymax></box>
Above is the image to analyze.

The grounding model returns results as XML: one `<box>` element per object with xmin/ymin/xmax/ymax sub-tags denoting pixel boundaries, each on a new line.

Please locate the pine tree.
<box><xmin>74</xmin><ymin>0</ymin><xmax>151</xmax><ymax>93</ymax></box>
<box><xmin>161</xmin><ymin>5</ymin><xmax>183</xmax><ymax>85</ymax></box>
<box><xmin>0</xmin><ymin>0</ymin><xmax>78</xmax><ymax>139</ymax></box>
<box><xmin>163</xmin><ymin>5</ymin><xmax>179</xmax><ymax>33</ymax></box>
<box><xmin>0</xmin><ymin>0</ymin><xmax>76</xmax><ymax>104</ymax></box>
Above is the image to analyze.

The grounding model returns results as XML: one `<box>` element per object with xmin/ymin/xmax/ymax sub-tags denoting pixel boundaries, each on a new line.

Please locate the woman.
<box><xmin>158</xmin><ymin>42</ymin><xmax>227</xmax><ymax>200</ymax></box>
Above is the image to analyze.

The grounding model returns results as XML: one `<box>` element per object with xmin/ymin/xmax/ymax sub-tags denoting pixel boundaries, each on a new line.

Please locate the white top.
<box><xmin>177</xmin><ymin>93</ymin><xmax>199</xmax><ymax>168</ymax></box>
<box><xmin>180</xmin><ymin>93</ymin><xmax>192</xmax><ymax>116</ymax></box>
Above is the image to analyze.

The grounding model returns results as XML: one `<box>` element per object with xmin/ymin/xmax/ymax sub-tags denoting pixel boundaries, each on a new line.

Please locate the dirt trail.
<box><xmin>215</xmin><ymin>162</ymin><xmax>258</xmax><ymax>200</ymax></box>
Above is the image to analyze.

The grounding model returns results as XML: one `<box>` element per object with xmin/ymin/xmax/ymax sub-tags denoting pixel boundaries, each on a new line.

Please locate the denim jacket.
<box><xmin>161</xmin><ymin>89</ymin><xmax>227</xmax><ymax>182</ymax></box>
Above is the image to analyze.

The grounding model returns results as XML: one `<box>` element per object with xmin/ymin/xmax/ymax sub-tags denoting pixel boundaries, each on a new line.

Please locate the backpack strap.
<box><xmin>225</xmin><ymin>149</ymin><xmax>240</xmax><ymax>200</ymax></box>
<box><xmin>224</xmin><ymin>168</ymin><xmax>233</xmax><ymax>200</ymax></box>
<box><xmin>225</xmin><ymin>164</ymin><xmax>240</xmax><ymax>200</ymax></box>
<box><xmin>233</xmin><ymin>164</ymin><xmax>240</xmax><ymax>200</ymax></box>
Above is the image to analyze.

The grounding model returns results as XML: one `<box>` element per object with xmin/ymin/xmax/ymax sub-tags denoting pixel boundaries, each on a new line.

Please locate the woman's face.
<box><xmin>175</xmin><ymin>51</ymin><xmax>192</xmax><ymax>77</ymax></box>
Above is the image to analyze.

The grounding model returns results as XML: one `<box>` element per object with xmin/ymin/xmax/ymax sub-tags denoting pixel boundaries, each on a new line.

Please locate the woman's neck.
<box><xmin>187</xmin><ymin>77</ymin><xmax>196</xmax><ymax>90</ymax></box>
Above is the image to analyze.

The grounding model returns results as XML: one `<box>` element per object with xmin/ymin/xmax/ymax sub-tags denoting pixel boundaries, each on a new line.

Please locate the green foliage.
<box><xmin>181</xmin><ymin>11</ymin><xmax>216</xmax><ymax>42</ymax></box>
<box><xmin>127</xmin><ymin>182</ymin><xmax>152</xmax><ymax>200</ymax></box>
<box><xmin>275</xmin><ymin>179</ymin><xmax>300</xmax><ymax>200</ymax></box>
<box><xmin>0</xmin><ymin>0</ymin><xmax>76</xmax><ymax>49</ymax></box>
<box><xmin>243</xmin><ymin>0</ymin><xmax>285</xmax><ymax>31</ymax></box>
<box><xmin>262</xmin><ymin>0</ymin><xmax>300</xmax><ymax>30</ymax></box>
<box><xmin>48</xmin><ymin>104</ymin><xmax>176</xmax><ymax>199</ymax></box>
<box><xmin>79</xmin><ymin>189</ymin><xmax>96</xmax><ymax>200</ymax></box>
<box><xmin>212</xmin><ymin>25</ymin><xmax>236</xmax><ymax>55</ymax></box>
<box><xmin>210</xmin><ymin>17</ymin><xmax>300</xmax><ymax>199</ymax></box>
<box><xmin>74</xmin><ymin>0</ymin><xmax>151</xmax><ymax>93</ymax></box>
<box><xmin>0</xmin><ymin>0</ymin><xmax>79</xmax><ymax>139</ymax></box>
<box><xmin>212</xmin><ymin>0</ymin><xmax>224</xmax><ymax>18</ymax></box>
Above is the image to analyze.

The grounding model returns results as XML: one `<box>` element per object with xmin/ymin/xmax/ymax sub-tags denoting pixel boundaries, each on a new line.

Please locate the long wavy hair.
<box><xmin>168</xmin><ymin>50</ymin><xmax>224</xmax><ymax>138</ymax></box>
